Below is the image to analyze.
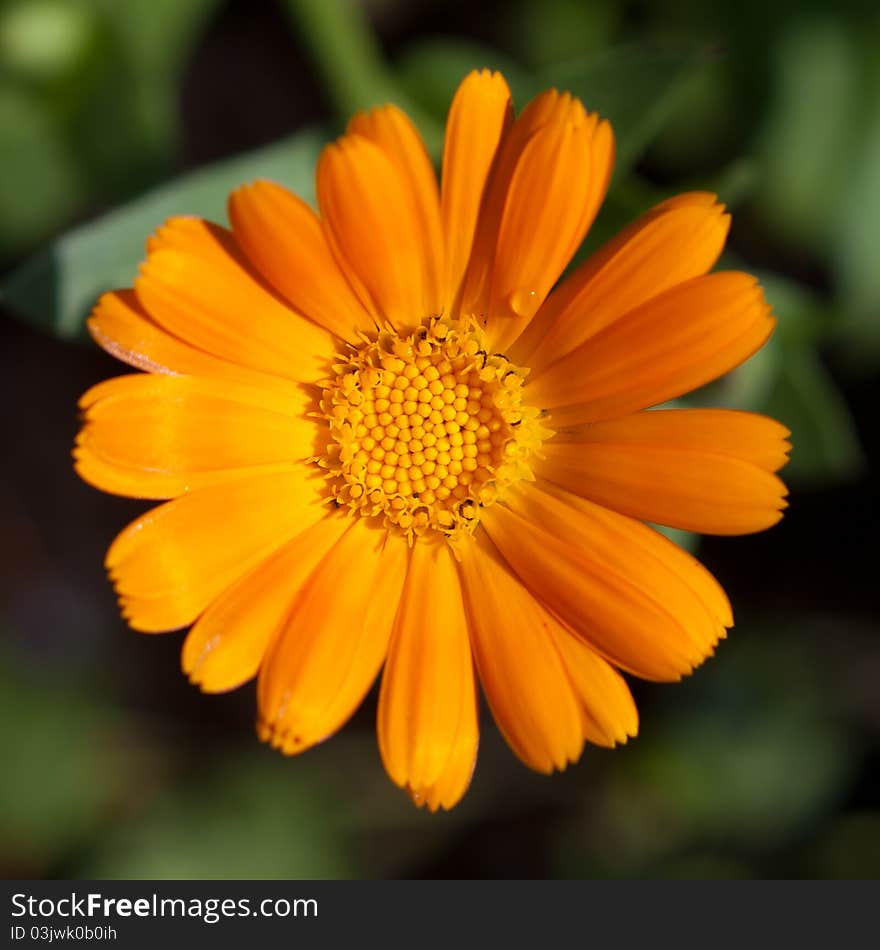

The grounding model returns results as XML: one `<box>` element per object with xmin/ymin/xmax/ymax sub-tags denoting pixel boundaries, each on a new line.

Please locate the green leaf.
<box><xmin>60</xmin><ymin>0</ymin><xmax>222</xmax><ymax>200</ymax></box>
<box><xmin>0</xmin><ymin>0</ymin><xmax>99</xmax><ymax>83</ymax></box>
<box><xmin>755</xmin><ymin>17</ymin><xmax>861</xmax><ymax>252</ymax></box>
<box><xmin>82</xmin><ymin>750</ymin><xmax>356</xmax><ymax>879</ymax></box>
<box><xmin>507</xmin><ymin>0</ymin><xmax>619</xmax><ymax>68</ymax></box>
<box><xmin>90</xmin><ymin>0</ymin><xmax>223</xmax><ymax>161</ymax></box>
<box><xmin>281</xmin><ymin>0</ymin><xmax>441</xmax><ymax>151</ymax></box>
<box><xmin>704</xmin><ymin>273</ymin><xmax>827</xmax><ymax>416</ymax></box>
<box><xmin>698</xmin><ymin>157</ymin><xmax>760</xmax><ymax>211</ymax></box>
<box><xmin>281</xmin><ymin>0</ymin><xmax>400</xmax><ymax>115</ymax></box>
<box><xmin>2</xmin><ymin>127</ymin><xmax>326</xmax><ymax>340</ymax></box>
<box><xmin>762</xmin><ymin>342</ymin><xmax>864</xmax><ymax>482</ymax></box>
<box><xmin>631</xmin><ymin>707</ymin><xmax>852</xmax><ymax>848</ymax></box>
<box><xmin>653</xmin><ymin>524</ymin><xmax>699</xmax><ymax>554</ymax></box>
<box><xmin>0</xmin><ymin>0</ymin><xmax>223</xmax><ymax>259</ymax></box>
<box><xmin>96</xmin><ymin>0</ymin><xmax>220</xmax><ymax>75</ymax></box>
<box><xmin>831</xmin><ymin>36</ymin><xmax>880</xmax><ymax>355</ymax></box>
<box><xmin>642</xmin><ymin>56</ymin><xmax>740</xmax><ymax>176</ymax></box>
<box><xmin>758</xmin><ymin>271</ymin><xmax>828</xmax><ymax>347</ymax></box>
<box><xmin>538</xmin><ymin>43</ymin><xmax>711</xmax><ymax>174</ymax></box>
<box><xmin>589</xmin><ymin>629</ymin><xmax>856</xmax><ymax>867</ymax></box>
<box><xmin>0</xmin><ymin>85</ymin><xmax>81</xmax><ymax>255</ymax></box>
<box><xmin>0</xmin><ymin>649</ymin><xmax>139</xmax><ymax>869</ymax></box>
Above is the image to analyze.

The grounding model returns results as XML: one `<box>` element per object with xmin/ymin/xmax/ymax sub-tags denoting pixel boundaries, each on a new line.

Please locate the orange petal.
<box><xmin>541</xmin><ymin>409</ymin><xmax>790</xmax><ymax>535</ymax></box>
<box><xmin>228</xmin><ymin>180</ymin><xmax>376</xmax><ymax>342</ymax></box>
<box><xmin>457</xmin><ymin>530</ymin><xmax>586</xmax><ymax>773</ymax></box>
<box><xmin>106</xmin><ymin>467</ymin><xmax>327</xmax><ymax>632</ymax></box>
<box><xmin>317</xmin><ymin>135</ymin><xmax>436</xmax><ymax>329</ymax></box>
<box><xmin>378</xmin><ymin>539</ymin><xmax>478</xmax><ymax>807</ymax></box>
<box><xmin>407</xmin><ymin>703</ymin><xmax>479</xmax><ymax>812</ymax></box>
<box><xmin>440</xmin><ymin>70</ymin><xmax>513</xmax><ymax>311</ymax></box>
<box><xmin>486</xmin><ymin>115</ymin><xmax>613</xmax><ymax>350</ymax></box>
<box><xmin>78</xmin><ymin>370</ymin><xmax>310</xmax><ymax>415</ymax></box>
<box><xmin>76</xmin><ymin>450</ymin><xmax>240</xmax><ymax>502</ymax></box>
<box><xmin>182</xmin><ymin>515</ymin><xmax>349</xmax><ymax>693</ymax></box>
<box><xmin>510</xmin><ymin>193</ymin><xmax>730</xmax><ymax>370</ymax></box>
<box><xmin>530</xmin><ymin>272</ymin><xmax>775</xmax><ymax>426</ymax></box>
<box><xmin>87</xmin><ymin>289</ymin><xmax>294</xmax><ymax>391</ymax></box>
<box><xmin>457</xmin><ymin>90</ymin><xmax>573</xmax><ymax>317</ymax></box>
<box><xmin>481</xmin><ymin>484</ymin><xmax>731</xmax><ymax>681</ymax></box>
<box><xmin>76</xmin><ymin>374</ymin><xmax>320</xmax><ymax>499</ymax></box>
<box><xmin>135</xmin><ymin>217</ymin><xmax>337</xmax><ymax>383</ymax></box>
<box><xmin>258</xmin><ymin>520</ymin><xmax>408</xmax><ymax>755</ymax></box>
<box><xmin>118</xmin><ymin>589</ymin><xmax>219</xmax><ymax>636</ymax></box>
<box><xmin>348</xmin><ymin>105</ymin><xmax>444</xmax><ymax>315</ymax></box>
<box><xmin>459</xmin><ymin>90</ymin><xmax>614</xmax><ymax>349</ymax></box>
<box><xmin>550</xmin><ymin>625</ymin><xmax>639</xmax><ymax>748</ymax></box>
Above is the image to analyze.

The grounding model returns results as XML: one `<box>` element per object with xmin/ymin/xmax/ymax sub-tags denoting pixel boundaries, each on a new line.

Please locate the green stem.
<box><xmin>280</xmin><ymin>0</ymin><xmax>401</xmax><ymax>117</ymax></box>
<box><xmin>279</xmin><ymin>0</ymin><xmax>442</xmax><ymax>154</ymax></box>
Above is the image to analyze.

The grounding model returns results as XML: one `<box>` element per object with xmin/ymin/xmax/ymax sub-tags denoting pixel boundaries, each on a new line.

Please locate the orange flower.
<box><xmin>74</xmin><ymin>71</ymin><xmax>789</xmax><ymax>810</ymax></box>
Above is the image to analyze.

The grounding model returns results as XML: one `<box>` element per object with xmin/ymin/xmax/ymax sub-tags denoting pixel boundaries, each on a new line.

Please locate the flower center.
<box><xmin>319</xmin><ymin>317</ymin><xmax>550</xmax><ymax>542</ymax></box>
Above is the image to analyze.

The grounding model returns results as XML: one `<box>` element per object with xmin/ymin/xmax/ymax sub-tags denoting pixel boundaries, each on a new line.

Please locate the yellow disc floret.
<box><xmin>319</xmin><ymin>316</ymin><xmax>551</xmax><ymax>543</ymax></box>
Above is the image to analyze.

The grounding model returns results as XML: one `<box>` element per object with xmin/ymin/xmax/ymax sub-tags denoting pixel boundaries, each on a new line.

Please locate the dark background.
<box><xmin>1</xmin><ymin>0</ymin><xmax>878</xmax><ymax>878</ymax></box>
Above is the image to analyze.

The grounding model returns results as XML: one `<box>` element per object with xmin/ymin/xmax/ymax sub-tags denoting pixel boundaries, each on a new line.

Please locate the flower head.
<box><xmin>75</xmin><ymin>71</ymin><xmax>789</xmax><ymax>809</ymax></box>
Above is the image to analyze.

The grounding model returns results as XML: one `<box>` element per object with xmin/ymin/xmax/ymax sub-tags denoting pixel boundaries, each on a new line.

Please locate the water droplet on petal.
<box><xmin>507</xmin><ymin>288</ymin><xmax>539</xmax><ymax>319</ymax></box>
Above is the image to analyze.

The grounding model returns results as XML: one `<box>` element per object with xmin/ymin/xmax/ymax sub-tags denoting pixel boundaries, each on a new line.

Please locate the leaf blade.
<box><xmin>2</xmin><ymin>127</ymin><xmax>326</xmax><ymax>339</ymax></box>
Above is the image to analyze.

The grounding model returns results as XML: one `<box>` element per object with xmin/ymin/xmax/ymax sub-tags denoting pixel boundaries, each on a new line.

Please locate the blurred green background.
<box><xmin>1</xmin><ymin>0</ymin><xmax>878</xmax><ymax>879</ymax></box>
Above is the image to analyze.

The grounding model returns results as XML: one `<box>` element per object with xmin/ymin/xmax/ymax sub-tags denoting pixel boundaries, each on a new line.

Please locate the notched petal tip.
<box><xmin>257</xmin><ymin>712</ymin><xmax>340</xmax><ymax>758</ymax></box>
<box><xmin>401</xmin><ymin>723</ymin><xmax>480</xmax><ymax>812</ymax></box>
<box><xmin>181</xmin><ymin>637</ymin><xmax>245</xmax><ymax>695</ymax></box>
<box><xmin>465</xmin><ymin>66</ymin><xmax>507</xmax><ymax>84</ymax></box>
<box><xmin>666</xmin><ymin>623</ymin><xmax>731</xmax><ymax>684</ymax></box>
<box><xmin>145</xmin><ymin>214</ymin><xmax>211</xmax><ymax>254</ymax></box>
<box><xmin>257</xmin><ymin>714</ymin><xmax>312</xmax><ymax>756</ymax></box>
<box><xmin>407</xmin><ymin>784</ymin><xmax>452</xmax><ymax>813</ymax></box>
<box><xmin>117</xmin><ymin>596</ymin><xmax>188</xmax><ymax>635</ymax></box>
<box><xmin>615</xmin><ymin>707</ymin><xmax>640</xmax><ymax>746</ymax></box>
